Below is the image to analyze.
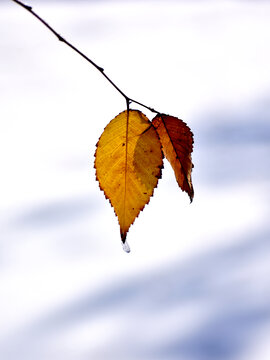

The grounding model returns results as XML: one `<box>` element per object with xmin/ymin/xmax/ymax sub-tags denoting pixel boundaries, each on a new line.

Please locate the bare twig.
<box><xmin>12</xmin><ymin>0</ymin><xmax>160</xmax><ymax>114</ymax></box>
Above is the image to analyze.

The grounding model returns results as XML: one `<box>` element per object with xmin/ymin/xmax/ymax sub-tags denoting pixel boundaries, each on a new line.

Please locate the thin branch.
<box><xmin>12</xmin><ymin>0</ymin><xmax>160</xmax><ymax>114</ymax></box>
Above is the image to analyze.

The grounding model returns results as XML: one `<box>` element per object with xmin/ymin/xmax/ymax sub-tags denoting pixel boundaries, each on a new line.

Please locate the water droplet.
<box><xmin>122</xmin><ymin>241</ymin><xmax>131</xmax><ymax>253</ymax></box>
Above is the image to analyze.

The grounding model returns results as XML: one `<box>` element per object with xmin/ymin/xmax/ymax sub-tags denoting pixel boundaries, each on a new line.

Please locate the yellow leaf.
<box><xmin>95</xmin><ymin>110</ymin><xmax>163</xmax><ymax>243</ymax></box>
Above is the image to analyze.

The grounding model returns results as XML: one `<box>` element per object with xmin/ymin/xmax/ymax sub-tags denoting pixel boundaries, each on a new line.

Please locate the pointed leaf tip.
<box><xmin>95</xmin><ymin>110</ymin><xmax>163</xmax><ymax>241</ymax></box>
<box><xmin>152</xmin><ymin>114</ymin><xmax>194</xmax><ymax>201</ymax></box>
<box><xmin>121</xmin><ymin>231</ymin><xmax>127</xmax><ymax>242</ymax></box>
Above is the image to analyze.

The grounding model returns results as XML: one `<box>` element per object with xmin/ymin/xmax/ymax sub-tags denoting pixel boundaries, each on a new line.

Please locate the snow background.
<box><xmin>1</xmin><ymin>0</ymin><xmax>270</xmax><ymax>359</ymax></box>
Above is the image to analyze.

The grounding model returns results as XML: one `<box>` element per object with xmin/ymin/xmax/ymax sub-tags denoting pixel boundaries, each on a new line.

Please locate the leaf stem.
<box><xmin>12</xmin><ymin>0</ymin><xmax>160</xmax><ymax>114</ymax></box>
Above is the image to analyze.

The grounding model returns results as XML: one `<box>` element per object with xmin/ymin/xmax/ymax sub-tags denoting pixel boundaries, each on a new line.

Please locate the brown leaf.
<box><xmin>152</xmin><ymin>114</ymin><xmax>194</xmax><ymax>202</ymax></box>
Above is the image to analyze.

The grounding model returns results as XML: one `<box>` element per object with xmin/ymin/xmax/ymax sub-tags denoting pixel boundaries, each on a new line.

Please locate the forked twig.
<box><xmin>12</xmin><ymin>0</ymin><xmax>160</xmax><ymax>114</ymax></box>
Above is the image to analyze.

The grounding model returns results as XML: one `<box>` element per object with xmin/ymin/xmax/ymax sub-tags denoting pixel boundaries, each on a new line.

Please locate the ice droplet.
<box><xmin>122</xmin><ymin>241</ymin><xmax>131</xmax><ymax>253</ymax></box>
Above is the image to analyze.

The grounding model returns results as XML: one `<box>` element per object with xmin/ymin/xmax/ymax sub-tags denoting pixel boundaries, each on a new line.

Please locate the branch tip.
<box><xmin>12</xmin><ymin>0</ymin><xmax>158</xmax><ymax>116</ymax></box>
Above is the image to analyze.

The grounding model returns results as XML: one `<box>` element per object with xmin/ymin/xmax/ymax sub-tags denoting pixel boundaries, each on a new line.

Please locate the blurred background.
<box><xmin>1</xmin><ymin>0</ymin><xmax>270</xmax><ymax>359</ymax></box>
